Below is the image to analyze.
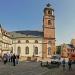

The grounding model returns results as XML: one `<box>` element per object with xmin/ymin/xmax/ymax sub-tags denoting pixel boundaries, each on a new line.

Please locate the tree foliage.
<box><xmin>56</xmin><ymin>46</ymin><xmax>61</xmax><ymax>54</ymax></box>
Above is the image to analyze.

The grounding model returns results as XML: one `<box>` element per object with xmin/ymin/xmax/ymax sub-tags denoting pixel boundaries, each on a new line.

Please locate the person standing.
<box><xmin>10</xmin><ymin>53</ymin><xmax>13</xmax><ymax>62</ymax></box>
<box><xmin>16</xmin><ymin>55</ymin><xmax>19</xmax><ymax>64</ymax></box>
<box><xmin>8</xmin><ymin>53</ymin><xmax>11</xmax><ymax>62</ymax></box>
<box><xmin>40</xmin><ymin>61</ymin><xmax>43</xmax><ymax>67</ymax></box>
<box><xmin>68</xmin><ymin>58</ymin><xmax>72</xmax><ymax>71</ymax></box>
<box><xmin>3</xmin><ymin>54</ymin><xmax>8</xmax><ymax>64</ymax></box>
<box><xmin>12</xmin><ymin>54</ymin><xmax>16</xmax><ymax>66</ymax></box>
<box><xmin>62</xmin><ymin>58</ymin><xmax>66</xmax><ymax>71</ymax></box>
<box><xmin>46</xmin><ymin>61</ymin><xmax>48</xmax><ymax>66</ymax></box>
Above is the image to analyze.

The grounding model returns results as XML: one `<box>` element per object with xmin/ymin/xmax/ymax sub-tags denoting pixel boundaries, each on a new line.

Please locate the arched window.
<box><xmin>48</xmin><ymin>41</ymin><xmax>51</xmax><ymax>44</ymax></box>
<box><xmin>26</xmin><ymin>40</ymin><xmax>29</xmax><ymax>43</ymax></box>
<box><xmin>48</xmin><ymin>10</ymin><xmax>50</xmax><ymax>14</ymax></box>
<box><xmin>18</xmin><ymin>40</ymin><xmax>21</xmax><ymax>43</ymax></box>
<box><xmin>25</xmin><ymin>46</ymin><xmax>29</xmax><ymax>54</ymax></box>
<box><xmin>48</xmin><ymin>47</ymin><xmax>51</xmax><ymax>55</ymax></box>
<box><xmin>34</xmin><ymin>47</ymin><xmax>38</xmax><ymax>55</ymax></box>
<box><xmin>48</xmin><ymin>20</ymin><xmax>51</xmax><ymax>25</ymax></box>
<box><xmin>17</xmin><ymin>47</ymin><xmax>21</xmax><ymax>55</ymax></box>
<box><xmin>35</xmin><ymin>40</ymin><xmax>38</xmax><ymax>43</ymax></box>
<box><xmin>10</xmin><ymin>47</ymin><xmax>13</xmax><ymax>53</ymax></box>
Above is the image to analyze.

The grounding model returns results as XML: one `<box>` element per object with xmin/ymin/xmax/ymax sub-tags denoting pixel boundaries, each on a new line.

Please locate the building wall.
<box><xmin>0</xmin><ymin>27</ymin><xmax>12</xmax><ymax>56</ymax></box>
<box><xmin>11</xmin><ymin>37</ymin><xmax>43</xmax><ymax>60</ymax></box>
<box><xmin>61</xmin><ymin>44</ymin><xmax>68</xmax><ymax>57</ymax></box>
<box><xmin>71</xmin><ymin>39</ymin><xmax>75</xmax><ymax>47</ymax></box>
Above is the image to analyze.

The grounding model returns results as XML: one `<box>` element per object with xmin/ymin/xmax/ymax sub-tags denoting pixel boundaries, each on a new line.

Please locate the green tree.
<box><xmin>56</xmin><ymin>46</ymin><xmax>61</xmax><ymax>54</ymax></box>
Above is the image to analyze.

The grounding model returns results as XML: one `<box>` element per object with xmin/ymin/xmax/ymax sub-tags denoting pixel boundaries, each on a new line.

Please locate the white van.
<box><xmin>51</xmin><ymin>55</ymin><xmax>61</xmax><ymax>64</ymax></box>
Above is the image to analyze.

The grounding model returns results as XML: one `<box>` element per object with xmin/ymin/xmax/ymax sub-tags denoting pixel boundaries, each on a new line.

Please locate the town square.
<box><xmin>0</xmin><ymin>0</ymin><xmax>75</xmax><ymax>75</ymax></box>
<box><xmin>0</xmin><ymin>61</ymin><xmax>75</xmax><ymax>75</ymax></box>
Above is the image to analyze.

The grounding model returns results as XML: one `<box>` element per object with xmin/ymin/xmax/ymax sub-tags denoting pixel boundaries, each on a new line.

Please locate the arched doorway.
<box><xmin>48</xmin><ymin>47</ymin><xmax>51</xmax><ymax>55</ymax></box>
<box><xmin>10</xmin><ymin>47</ymin><xmax>13</xmax><ymax>53</ymax></box>
<box><xmin>17</xmin><ymin>47</ymin><xmax>21</xmax><ymax>55</ymax></box>
<box><xmin>34</xmin><ymin>47</ymin><xmax>38</xmax><ymax>55</ymax></box>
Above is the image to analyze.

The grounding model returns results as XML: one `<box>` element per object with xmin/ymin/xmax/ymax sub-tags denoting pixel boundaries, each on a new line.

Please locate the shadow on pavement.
<box><xmin>41</xmin><ymin>64</ymin><xmax>60</xmax><ymax>69</ymax></box>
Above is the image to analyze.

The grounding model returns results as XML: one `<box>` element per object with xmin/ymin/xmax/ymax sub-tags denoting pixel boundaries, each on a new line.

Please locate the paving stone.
<box><xmin>0</xmin><ymin>61</ymin><xmax>75</xmax><ymax>75</ymax></box>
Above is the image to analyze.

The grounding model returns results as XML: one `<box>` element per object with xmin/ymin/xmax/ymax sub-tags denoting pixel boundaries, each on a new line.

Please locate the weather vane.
<box><xmin>47</xmin><ymin>3</ymin><xmax>51</xmax><ymax>7</ymax></box>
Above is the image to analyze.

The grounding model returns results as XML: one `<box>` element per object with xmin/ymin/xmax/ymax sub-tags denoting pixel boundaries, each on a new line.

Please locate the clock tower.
<box><xmin>43</xmin><ymin>3</ymin><xmax>56</xmax><ymax>59</ymax></box>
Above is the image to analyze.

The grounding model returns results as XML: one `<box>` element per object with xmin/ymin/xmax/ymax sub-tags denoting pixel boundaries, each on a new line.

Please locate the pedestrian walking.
<box><xmin>62</xmin><ymin>58</ymin><xmax>66</xmax><ymax>71</ymax></box>
<box><xmin>16</xmin><ymin>55</ymin><xmax>19</xmax><ymax>64</ymax></box>
<box><xmin>40</xmin><ymin>61</ymin><xmax>43</xmax><ymax>67</ymax></box>
<box><xmin>7</xmin><ymin>53</ymin><xmax>11</xmax><ymax>62</ymax></box>
<box><xmin>46</xmin><ymin>61</ymin><xmax>48</xmax><ymax>66</ymax></box>
<box><xmin>3</xmin><ymin>54</ymin><xmax>8</xmax><ymax>64</ymax></box>
<box><xmin>10</xmin><ymin>53</ymin><xmax>13</xmax><ymax>62</ymax></box>
<box><xmin>12</xmin><ymin>54</ymin><xmax>16</xmax><ymax>66</ymax></box>
<box><xmin>68</xmin><ymin>58</ymin><xmax>72</xmax><ymax>71</ymax></box>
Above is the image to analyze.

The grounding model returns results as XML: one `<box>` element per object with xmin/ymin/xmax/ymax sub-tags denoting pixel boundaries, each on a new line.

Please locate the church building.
<box><xmin>0</xmin><ymin>3</ymin><xmax>56</xmax><ymax>61</ymax></box>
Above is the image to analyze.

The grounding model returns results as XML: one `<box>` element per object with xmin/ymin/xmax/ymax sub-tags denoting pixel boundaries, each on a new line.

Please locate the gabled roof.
<box><xmin>66</xmin><ymin>44</ymin><xmax>75</xmax><ymax>49</ymax></box>
<box><xmin>10</xmin><ymin>30</ymin><xmax>43</xmax><ymax>38</ymax></box>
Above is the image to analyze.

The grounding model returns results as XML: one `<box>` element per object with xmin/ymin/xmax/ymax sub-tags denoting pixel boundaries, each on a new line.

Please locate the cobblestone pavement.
<box><xmin>0</xmin><ymin>61</ymin><xmax>75</xmax><ymax>75</ymax></box>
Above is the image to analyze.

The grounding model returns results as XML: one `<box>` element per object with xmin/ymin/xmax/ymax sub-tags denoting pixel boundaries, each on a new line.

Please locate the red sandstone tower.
<box><xmin>43</xmin><ymin>3</ymin><xmax>56</xmax><ymax>59</ymax></box>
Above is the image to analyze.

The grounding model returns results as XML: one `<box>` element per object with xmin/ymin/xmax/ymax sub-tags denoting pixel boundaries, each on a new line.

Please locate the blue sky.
<box><xmin>0</xmin><ymin>0</ymin><xmax>75</xmax><ymax>45</ymax></box>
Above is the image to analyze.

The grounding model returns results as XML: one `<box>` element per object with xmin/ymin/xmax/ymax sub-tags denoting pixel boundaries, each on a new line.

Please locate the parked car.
<box><xmin>51</xmin><ymin>55</ymin><xmax>61</xmax><ymax>65</ymax></box>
